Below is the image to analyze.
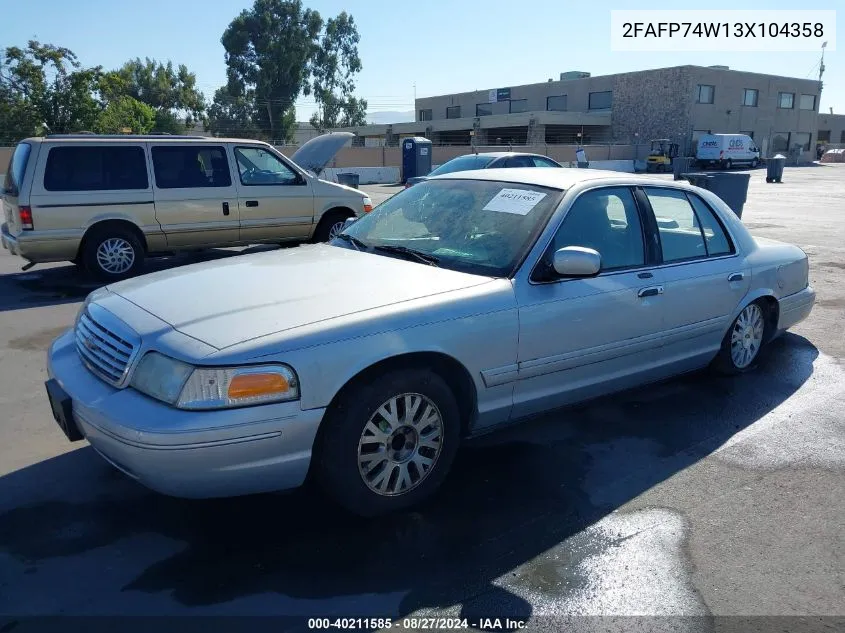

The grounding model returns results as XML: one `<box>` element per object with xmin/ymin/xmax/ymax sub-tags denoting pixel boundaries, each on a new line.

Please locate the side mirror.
<box><xmin>552</xmin><ymin>246</ymin><xmax>601</xmax><ymax>277</ymax></box>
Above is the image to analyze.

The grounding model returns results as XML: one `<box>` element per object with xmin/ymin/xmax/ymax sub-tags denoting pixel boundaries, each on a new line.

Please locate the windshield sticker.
<box><xmin>482</xmin><ymin>188</ymin><xmax>547</xmax><ymax>215</ymax></box>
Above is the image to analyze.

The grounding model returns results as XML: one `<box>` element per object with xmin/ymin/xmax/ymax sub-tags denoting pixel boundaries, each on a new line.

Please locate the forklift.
<box><xmin>646</xmin><ymin>139</ymin><xmax>679</xmax><ymax>172</ymax></box>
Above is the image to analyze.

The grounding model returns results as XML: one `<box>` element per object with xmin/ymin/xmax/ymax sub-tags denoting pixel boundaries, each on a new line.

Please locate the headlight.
<box><xmin>130</xmin><ymin>352</ymin><xmax>299</xmax><ymax>410</ymax></box>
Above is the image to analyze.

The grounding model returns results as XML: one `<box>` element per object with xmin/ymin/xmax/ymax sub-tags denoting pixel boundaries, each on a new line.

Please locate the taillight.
<box><xmin>19</xmin><ymin>206</ymin><xmax>33</xmax><ymax>230</ymax></box>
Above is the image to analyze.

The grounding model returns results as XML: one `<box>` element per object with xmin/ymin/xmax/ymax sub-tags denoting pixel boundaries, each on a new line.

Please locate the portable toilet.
<box><xmin>401</xmin><ymin>137</ymin><xmax>432</xmax><ymax>183</ymax></box>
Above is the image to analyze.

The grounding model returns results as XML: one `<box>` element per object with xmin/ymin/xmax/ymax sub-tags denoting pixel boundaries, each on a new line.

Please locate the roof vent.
<box><xmin>560</xmin><ymin>71</ymin><xmax>591</xmax><ymax>81</ymax></box>
<box><xmin>708</xmin><ymin>65</ymin><xmax>730</xmax><ymax>70</ymax></box>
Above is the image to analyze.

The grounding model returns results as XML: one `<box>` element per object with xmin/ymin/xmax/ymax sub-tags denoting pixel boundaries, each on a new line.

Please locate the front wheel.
<box><xmin>316</xmin><ymin>368</ymin><xmax>461</xmax><ymax>516</ymax></box>
<box><xmin>725</xmin><ymin>159</ymin><xmax>733</xmax><ymax>170</ymax></box>
<box><xmin>312</xmin><ymin>211</ymin><xmax>353</xmax><ymax>243</ymax></box>
<box><xmin>751</xmin><ymin>158</ymin><xmax>759</xmax><ymax>168</ymax></box>
<box><xmin>713</xmin><ymin>301</ymin><xmax>767</xmax><ymax>374</ymax></box>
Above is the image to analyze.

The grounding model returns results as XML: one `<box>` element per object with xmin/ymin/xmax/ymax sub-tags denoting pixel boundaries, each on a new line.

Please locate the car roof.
<box><xmin>450</xmin><ymin>152</ymin><xmax>550</xmax><ymax>160</ymax></box>
<box><xmin>23</xmin><ymin>135</ymin><xmax>273</xmax><ymax>145</ymax></box>
<box><xmin>431</xmin><ymin>167</ymin><xmax>684</xmax><ymax>190</ymax></box>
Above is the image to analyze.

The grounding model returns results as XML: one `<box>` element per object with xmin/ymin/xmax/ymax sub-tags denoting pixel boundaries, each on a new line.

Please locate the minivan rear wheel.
<box><xmin>82</xmin><ymin>227</ymin><xmax>144</xmax><ymax>281</ymax></box>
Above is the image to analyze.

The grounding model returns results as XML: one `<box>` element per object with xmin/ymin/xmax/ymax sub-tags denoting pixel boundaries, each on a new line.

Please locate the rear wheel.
<box><xmin>311</xmin><ymin>210</ymin><xmax>353</xmax><ymax>243</ymax></box>
<box><xmin>316</xmin><ymin>367</ymin><xmax>461</xmax><ymax>516</ymax></box>
<box><xmin>81</xmin><ymin>227</ymin><xmax>144</xmax><ymax>281</ymax></box>
<box><xmin>713</xmin><ymin>301</ymin><xmax>767</xmax><ymax>374</ymax></box>
<box><xmin>725</xmin><ymin>159</ymin><xmax>733</xmax><ymax>170</ymax></box>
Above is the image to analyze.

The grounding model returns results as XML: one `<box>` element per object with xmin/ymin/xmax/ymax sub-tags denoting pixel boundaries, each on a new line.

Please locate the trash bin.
<box><xmin>766</xmin><ymin>155</ymin><xmax>786</xmax><ymax>183</ymax></box>
<box><xmin>681</xmin><ymin>171</ymin><xmax>751</xmax><ymax>218</ymax></box>
<box><xmin>337</xmin><ymin>172</ymin><xmax>359</xmax><ymax>189</ymax></box>
<box><xmin>673</xmin><ymin>157</ymin><xmax>695</xmax><ymax>180</ymax></box>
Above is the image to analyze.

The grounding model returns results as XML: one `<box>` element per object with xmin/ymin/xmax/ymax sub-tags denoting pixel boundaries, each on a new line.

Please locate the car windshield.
<box><xmin>336</xmin><ymin>178</ymin><xmax>563</xmax><ymax>277</ymax></box>
<box><xmin>428</xmin><ymin>155</ymin><xmax>496</xmax><ymax>177</ymax></box>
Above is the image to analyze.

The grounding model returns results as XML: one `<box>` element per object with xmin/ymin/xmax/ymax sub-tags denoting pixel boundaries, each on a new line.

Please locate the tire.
<box><xmin>81</xmin><ymin>227</ymin><xmax>144</xmax><ymax>281</ymax></box>
<box><xmin>766</xmin><ymin>177</ymin><xmax>773</xmax><ymax>183</ymax></box>
<box><xmin>311</xmin><ymin>210</ymin><xmax>353</xmax><ymax>243</ymax></box>
<box><xmin>712</xmin><ymin>300</ymin><xmax>768</xmax><ymax>375</ymax></box>
<box><xmin>315</xmin><ymin>367</ymin><xmax>461</xmax><ymax>516</ymax></box>
<box><xmin>725</xmin><ymin>159</ymin><xmax>733</xmax><ymax>170</ymax></box>
<box><xmin>751</xmin><ymin>158</ymin><xmax>759</xmax><ymax>169</ymax></box>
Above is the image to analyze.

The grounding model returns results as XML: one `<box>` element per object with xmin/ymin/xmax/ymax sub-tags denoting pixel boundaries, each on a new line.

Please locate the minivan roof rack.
<box><xmin>45</xmin><ymin>133</ymin><xmax>210</xmax><ymax>140</ymax></box>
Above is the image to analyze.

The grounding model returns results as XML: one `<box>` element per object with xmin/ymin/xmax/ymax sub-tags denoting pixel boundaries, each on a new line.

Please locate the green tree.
<box><xmin>206</xmin><ymin>86</ymin><xmax>261</xmax><ymax>138</ymax></box>
<box><xmin>310</xmin><ymin>12</ymin><xmax>367</xmax><ymax>131</ymax></box>
<box><xmin>102</xmin><ymin>58</ymin><xmax>206</xmax><ymax>132</ymax></box>
<box><xmin>221</xmin><ymin>0</ymin><xmax>322</xmax><ymax>141</ymax></box>
<box><xmin>94</xmin><ymin>95</ymin><xmax>156</xmax><ymax>134</ymax></box>
<box><xmin>0</xmin><ymin>41</ymin><xmax>101</xmax><ymax>137</ymax></box>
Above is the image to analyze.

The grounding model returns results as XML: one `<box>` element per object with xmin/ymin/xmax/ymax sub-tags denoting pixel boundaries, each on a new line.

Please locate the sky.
<box><xmin>0</xmin><ymin>0</ymin><xmax>841</xmax><ymax>123</ymax></box>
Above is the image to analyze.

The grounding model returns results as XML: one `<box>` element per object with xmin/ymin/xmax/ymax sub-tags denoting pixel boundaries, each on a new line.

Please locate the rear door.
<box><xmin>232</xmin><ymin>145</ymin><xmax>315</xmax><ymax>242</ymax></box>
<box><xmin>640</xmin><ymin>186</ymin><xmax>750</xmax><ymax>360</ymax></box>
<box><xmin>149</xmin><ymin>143</ymin><xmax>239</xmax><ymax>248</ymax></box>
<box><xmin>2</xmin><ymin>142</ymin><xmax>36</xmax><ymax>237</ymax></box>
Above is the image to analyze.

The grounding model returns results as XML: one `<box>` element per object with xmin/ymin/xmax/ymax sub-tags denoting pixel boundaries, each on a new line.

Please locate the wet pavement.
<box><xmin>0</xmin><ymin>170</ymin><xmax>843</xmax><ymax>629</ymax></box>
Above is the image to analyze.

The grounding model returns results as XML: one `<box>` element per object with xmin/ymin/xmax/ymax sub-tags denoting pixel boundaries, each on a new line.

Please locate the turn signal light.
<box><xmin>19</xmin><ymin>206</ymin><xmax>33</xmax><ymax>230</ymax></box>
<box><xmin>363</xmin><ymin>203</ymin><xmax>373</xmax><ymax>213</ymax></box>
<box><xmin>227</xmin><ymin>373</ymin><xmax>289</xmax><ymax>399</ymax></box>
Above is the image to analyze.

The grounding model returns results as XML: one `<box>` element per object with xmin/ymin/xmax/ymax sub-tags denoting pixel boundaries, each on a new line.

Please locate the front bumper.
<box><xmin>47</xmin><ymin>330</ymin><xmax>325</xmax><ymax>498</ymax></box>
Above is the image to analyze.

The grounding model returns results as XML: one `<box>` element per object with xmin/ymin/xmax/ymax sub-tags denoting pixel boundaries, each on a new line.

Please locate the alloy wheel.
<box><xmin>328</xmin><ymin>220</ymin><xmax>346</xmax><ymax>241</ymax></box>
<box><xmin>357</xmin><ymin>393</ymin><xmax>444</xmax><ymax>496</ymax></box>
<box><xmin>95</xmin><ymin>237</ymin><xmax>135</xmax><ymax>274</ymax></box>
<box><xmin>730</xmin><ymin>303</ymin><xmax>765</xmax><ymax>369</ymax></box>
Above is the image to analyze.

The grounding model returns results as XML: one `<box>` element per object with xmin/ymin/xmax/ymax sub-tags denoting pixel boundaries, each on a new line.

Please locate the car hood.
<box><xmin>107</xmin><ymin>245</ymin><xmax>494</xmax><ymax>350</ymax></box>
<box><xmin>290</xmin><ymin>132</ymin><xmax>354</xmax><ymax>175</ymax></box>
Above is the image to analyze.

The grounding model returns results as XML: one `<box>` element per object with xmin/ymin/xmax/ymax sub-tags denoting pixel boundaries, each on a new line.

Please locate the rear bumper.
<box><xmin>777</xmin><ymin>285</ymin><xmax>815</xmax><ymax>332</ymax></box>
<box><xmin>1</xmin><ymin>223</ymin><xmax>80</xmax><ymax>262</ymax></box>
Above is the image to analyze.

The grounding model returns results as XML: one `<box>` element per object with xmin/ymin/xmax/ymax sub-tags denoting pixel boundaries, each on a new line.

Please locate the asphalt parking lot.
<box><xmin>0</xmin><ymin>168</ymin><xmax>843</xmax><ymax>630</ymax></box>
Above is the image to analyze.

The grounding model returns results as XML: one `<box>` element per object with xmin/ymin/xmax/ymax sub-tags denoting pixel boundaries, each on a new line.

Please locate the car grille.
<box><xmin>75</xmin><ymin>309</ymin><xmax>138</xmax><ymax>387</ymax></box>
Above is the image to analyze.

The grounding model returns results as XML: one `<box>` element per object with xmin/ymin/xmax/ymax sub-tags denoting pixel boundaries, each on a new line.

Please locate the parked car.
<box><xmin>1</xmin><ymin>132</ymin><xmax>371</xmax><ymax>280</ymax></box>
<box><xmin>405</xmin><ymin>151</ymin><xmax>561</xmax><ymax>187</ymax></box>
<box><xmin>45</xmin><ymin>168</ymin><xmax>814</xmax><ymax>515</ymax></box>
<box><xmin>695</xmin><ymin>133</ymin><xmax>760</xmax><ymax>170</ymax></box>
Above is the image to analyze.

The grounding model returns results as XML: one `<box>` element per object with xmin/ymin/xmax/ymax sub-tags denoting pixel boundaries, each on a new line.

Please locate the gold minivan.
<box><xmin>1</xmin><ymin>133</ymin><xmax>372</xmax><ymax>279</ymax></box>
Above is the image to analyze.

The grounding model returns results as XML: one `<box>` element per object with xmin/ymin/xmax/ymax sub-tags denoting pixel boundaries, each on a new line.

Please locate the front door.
<box><xmin>641</xmin><ymin>186</ymin><xmax>751</xmax><ymax>361</ymax></box>
<box><xmin>149</xmin><ymin>143</ymin><xmax>240</xmax><ymax>248</ymax></box>
<box><xmin>512</xmin><ymin>186</ymin><xmax>667</xmax><ymax>419</ymax></box>
<box><xmin>232</xmin><ymin>145</ymin><xmax>315</xmax><ymax>242</ymax></box>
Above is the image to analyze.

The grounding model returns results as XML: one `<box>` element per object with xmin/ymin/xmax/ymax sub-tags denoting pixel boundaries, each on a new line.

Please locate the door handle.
<box><xmin>728</xmin><ymin>272</ymin><xmax>744</xmax><ymax>282</ymax></box>
<box><xmin>222</xmin><ymin>201</ymin><xmax>230</xmax><ymax>216</ymax></box>
<box><xmin>638</xmin><ymin>285</ymin><xmax>664</xmax><ymax>298</ymax></box>
<box><xmin>245</xmin><ymin>200</ymin><xmax>259</xmax><ymax>208</ymax></box>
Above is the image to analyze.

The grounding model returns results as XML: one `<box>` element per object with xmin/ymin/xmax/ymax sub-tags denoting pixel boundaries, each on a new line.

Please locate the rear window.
<box><xmin>429</xmin><ymin>155</ymin><xmax>495</xmax><ymax>177</ymax></box>
<box><xmin>4</xmin><ymin>142</ymin><xmax>32</xmax><ymax>195</ymax></box>
<box><xmin>151</xmin><ymin>146</ymin><xmax>232</xmax><ymax>189</ymax></box>
<box><xmin>44</xmin><ymin>146</ymin><xmax>148</xmax><ymax>191</ymax></box>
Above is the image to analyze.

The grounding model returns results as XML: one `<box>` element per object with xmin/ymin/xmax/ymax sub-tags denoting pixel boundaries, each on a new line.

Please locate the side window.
<box><xmin>551</xmin><ymin>187</ymin><xmax>645</xmax><ymax>271</ymax></box>
<box><xmin>235</xmin><ymin>146</ymin><xmax>299</xmax><ymax>185</ymax></box>
<box><xmin>644</xmin><ymin>187</ymin><xmax>706</xmax><ymax>262</ymax></box>
<box><xmin>531</xmin><ymin>157</ymin><xmax>559</xmax><ymax>168</ymax></box>
<box><xmin>44</xmin><ymin>146</ymin><xmax>148</xmax><ymax>192</ymax></box>
<box><xmin>504</xmin><ymin>155</ymin><xmax>534</xmax><ymax>168</ymax></box>
<box><xmin>151</xmin><ymin>146</ymin><xmax>231</xmax><ymax>189</ymax></box>
<box><xmin>687</xmin><ymin>194</ymin><xmax>734</xmax><ymax>256</ymax></box>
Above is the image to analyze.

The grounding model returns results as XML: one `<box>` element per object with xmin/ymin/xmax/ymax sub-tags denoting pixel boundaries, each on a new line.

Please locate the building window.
<box><xmin>778</xmin><ymin>92</ymin><xmax>794</xmax><ymax>109</ymax></box>
<box><xmin>742</xmin><ymin>89</ymin><xmax>758</xmax><ymax>107</ymax></box>
<box><xmin>791</xmin><ymin>132</ymin><xmax>812</xmax><ymax>152</ymax></box>
<box><xmin>841</xmin><ymin>131</ymin><xmax>845</xmax><ymax>144</ymax></box>
<box><xmin>418</xmin><ymin>109</ymin><xmax>432</xmax><ymax>121</ymax></box>
<box><xmin>546</xmin><ymin>95</ymin><xmax>567</xmax><ymax>111</ymax></box>
<box><xmin>446</xmin><ymin>105</ymin><xmax>461</xmax><ymax>119</ymax></box>
<box><xmin>799</xmin><ymin>94</ymin><xmax>816</xmax><ymax>111</ymax></box>
<box><xmin>588</xmin><ymin>91</ymin><xmax>612</xmax><ymax>110</ymax></box>
<box><xmin>476</xmin><ymin>103</ymin><xmax>493</xmax><ymax>116</ymax></box>
<box><xmin>740</xmin><ymin>130</ymin><xmax>754</xmax><ymax>140</ymax></box>
<box><xmin>771</xmin><ymin>132</ymin><xmax>790</xmax><ymax>152</ymax></box>
<box><xmin>509</xmin><ymin>99</ymin><xmax>528</xmax><ymax>113</ymax></box>
<box><xmin>818</xmin><ymin>130</ymin><xmax>830</xmax><ymax>143</ymax></box>
<box><xmin>697</xmin><ymin>84</ymin><xmax>715</xmax><ymax>104</ymax></box>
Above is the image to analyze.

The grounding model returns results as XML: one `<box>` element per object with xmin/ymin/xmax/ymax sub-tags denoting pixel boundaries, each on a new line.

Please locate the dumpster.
<box><xmin>337</xmin><ymin>172</ymin><xmax>359</xmax><ymax>189</ymax></box>
<box><xmin>766</xmin><ymin>154</ymin><xmax>786</xmax><ymax>183</ymax></box>
<box><xmin>401</xmin><ymin>137</ymin><xmax>433</xmax><ymax>183</ymax></box>
<box><xmin>673</xmin><ymin>157</ymin><xmax>695</xmax><ymax>180</ymax></box>
<box><xmin>681</xmin><ymin>171</ymin><xmax>751</xmax><ymax>218</ymax></box>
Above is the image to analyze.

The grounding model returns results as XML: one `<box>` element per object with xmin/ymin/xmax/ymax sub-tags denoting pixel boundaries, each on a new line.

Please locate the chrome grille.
<box><xmin>75</xmin><ymin>308</ymin><xmax>138</xmax><ymax>387</ymax></box>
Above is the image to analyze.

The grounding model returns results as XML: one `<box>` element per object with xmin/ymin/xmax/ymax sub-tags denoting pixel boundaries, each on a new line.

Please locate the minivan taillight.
<box><xmin>19</xmin><ymin>206</ymin><xmax>33</xmax><ymax>230</ymax></box>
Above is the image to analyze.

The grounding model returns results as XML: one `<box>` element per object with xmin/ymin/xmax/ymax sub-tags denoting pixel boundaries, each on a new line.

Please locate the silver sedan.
<box><xmin>45</xmin><ymin>169</ymin><xmax>815</xmax><ymax>515</ymax></box>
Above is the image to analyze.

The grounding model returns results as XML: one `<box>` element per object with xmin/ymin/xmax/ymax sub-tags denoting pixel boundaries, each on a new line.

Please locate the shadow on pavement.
<box><xmin>0</xmin><ymin>245</ymin><xmax>282</xmax><ymax>312</ymax></box>
<box><xmin>0</xmin><ymin>335</ymin><xmax>819</xmax><ymax>623</ymax></box>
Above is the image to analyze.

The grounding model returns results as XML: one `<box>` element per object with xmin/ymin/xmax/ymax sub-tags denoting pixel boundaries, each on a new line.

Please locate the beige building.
<box><xmin>816</xmin><ymin>113</ymin><xmax>845</xmax><ymax>147</ymax></box>
<box><xmin>337</xmin><ymin>65</ymin><xmax>824</xmax><ymax>160</ymax></box>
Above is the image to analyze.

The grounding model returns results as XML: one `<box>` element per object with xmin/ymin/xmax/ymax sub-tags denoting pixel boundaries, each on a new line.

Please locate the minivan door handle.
<box><xmin>245</xmin><ymin>200</ymin><xmax>259</xmax><ymax>207</ymax></box>
<box><xmin>638</xmin><ymin>285</ymin><xmax>664</xmax><ymax>298</ymax></box>
<box><xmin>222</xmin><ymin>201</ymin><xmax>230</xmax><ymax>216</ymax></box>
<box><xmin>728</xmin><ymin>272</ymin><xmax>744</xmax><ymax>282</ymax></box>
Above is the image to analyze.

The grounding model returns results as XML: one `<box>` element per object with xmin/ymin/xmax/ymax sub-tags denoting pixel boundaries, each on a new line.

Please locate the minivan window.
<box><xmin>4</xmin><ymin>142</ymin><xmax>32</xmax><ymax>195</ymax></box>
<box><xmin>152</xmin><ymin>146</ymin><xmax>232</xmax><ymax>189</ymax></box>
<box><xmin>44</xmin><ymin>146</ymin><xmax>148</xmax><ymax>192</ymax></box>
<box><xmin>234</xmin><ymin>147</ymin><xmax>299</xmax><ymax>185</ymax></box>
